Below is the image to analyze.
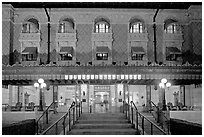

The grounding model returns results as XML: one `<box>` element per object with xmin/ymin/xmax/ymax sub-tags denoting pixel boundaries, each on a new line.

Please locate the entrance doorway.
<box><xmin>94</xmin><ymin>91</ymin><xmax>110</xmax><ymax>113</ymax></box>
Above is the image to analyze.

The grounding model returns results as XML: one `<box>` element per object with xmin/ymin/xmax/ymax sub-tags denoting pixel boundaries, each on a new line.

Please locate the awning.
<box><xmin>96</xmin><ymin>46</ymin><xmax>109</xmax><ymax>53</ymax></box>
<box><xmin>131</xmin><ymin>47</ymin><xmax>145</xmax><ymax>54</ymax></box>
<box><xmin>166</xmin><ymin>47</ymin><xmax>181</xmax><ymax>55</ymax></box>
<box><xmin>22</xmin><ymin>47</ymin><xmax>37</xmax><ymax>54</ymax></box>
<box><xmin>59</xmin><ymin>47</ymin><xmax>73</xmax><ymax>54</ymax></box>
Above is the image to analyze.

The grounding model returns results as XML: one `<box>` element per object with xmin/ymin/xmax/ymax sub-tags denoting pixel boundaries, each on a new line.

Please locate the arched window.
<box><xmin>94</xmin><ymin>18</ymin><xmax>110</xmax><ymax>33</ymax></box>
<box><xmin>164</xmin><ymin>19</ymin><xmax>181</xmax><ymax>34</ymax></box>
<box><xmin>22</xmin><ymin>18</ymin><xmax>39</xmax><ymax>33</ymax></box>
<box><xmin>165</xmin><ymin>23</ymin><xmax>181</xmax><ymax>34</ymax></box>
<box><xmin>59</xmin><ymin>18</ymin><xmax>75</xmax><ymax>33</ymax></box>
<box><xmin>130</xmin><ymin>22</ymin><xmax>144</xmax><ymax>33</ymax></box>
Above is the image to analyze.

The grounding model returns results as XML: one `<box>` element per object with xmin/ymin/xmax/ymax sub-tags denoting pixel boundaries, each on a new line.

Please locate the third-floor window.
<box><xmin>130</xmin><ymin>22</ymin><xmax>143</xmax><ymax>33</ymax></box>
<box><xmin>165</xmin><ymin>23</ymin><xmax>181</xmax><ymax>34</ymax></box>
<box><xmin>95</xmin><ymin>22</ymin><xmax>110</xmax><ymax>33</ymax></box>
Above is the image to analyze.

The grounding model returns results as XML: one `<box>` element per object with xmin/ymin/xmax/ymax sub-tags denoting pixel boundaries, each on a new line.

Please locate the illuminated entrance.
<box><xmin>94</xmin><ymin>91</ymin><xmax>110</xmax><ymax>113</ymax></box>
<box><xmin>93</xmin><ymin>86</ymin><xmax>111</xmax><ymax>113</ymax></box>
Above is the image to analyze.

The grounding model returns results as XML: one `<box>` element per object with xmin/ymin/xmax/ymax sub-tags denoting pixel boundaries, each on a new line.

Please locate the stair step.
<box><xmin>78</xmin><ymin>120</ymin><xmax>129</xmax><ymax>124</ymax></box>
<box><xmin>68</xmin><ymin>129</ymin><xmax>138</xmax><ymax>135</ymax></box>
<box><xmin>73</xmin><ymin>123</ymin><xmax>133</xmax><ymax>129</ymax></box>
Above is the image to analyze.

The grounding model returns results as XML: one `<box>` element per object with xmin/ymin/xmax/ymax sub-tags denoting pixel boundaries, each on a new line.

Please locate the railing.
<box><xmin>150</xmin><ymin>101</ymin><xmax>170</xmax><ymax>134</ymax></box>
<box><xmin>36</xmin><ymin>102</ymin><xmax>55</xmax><ymax>134</ymax></box>
<box><xmin>123</xmin><ymin>101</ymin><xmax>167</xmax><ymax>135</ymax></box>
<box><xmin>41</xmin><ymin>101</ymin><xmax>82</xmax><ymax>135</ymax></box>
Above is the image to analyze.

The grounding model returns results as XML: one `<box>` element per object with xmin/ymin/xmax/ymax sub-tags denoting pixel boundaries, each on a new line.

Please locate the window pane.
<box><xmin>96</xmin><ymin>53</ymin><xmax>108</xmax><ymax>60</ymax></box>
<box><xmin>132</xmin><ymin>53</ymin><xmax>143</xmax><ymax>60</ymax></box>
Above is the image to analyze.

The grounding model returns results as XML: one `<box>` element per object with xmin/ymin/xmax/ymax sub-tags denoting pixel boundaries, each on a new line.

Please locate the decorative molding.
<box><xmin>163</xmin><ymin>33</ymin><xmax>184</xmax><ymax>42</ymax></box>
<box><xmin>56</xmin><ymin>33</ymin><xmax>77</xmax><ymax>41</ymax></box>
<box><xmin>92</xmin><ymin>33</ymin><xmax>113</xmax><ymax>41</ymax></box>
<box><xmin>128</xmin><ymin>33</ymin><xmax>148</xmax><ymax>41</ymax></box>
<box><xmin>19</xmin><ymin>33</ymin><xmax>41</xmax><ymax>42</ymax></box>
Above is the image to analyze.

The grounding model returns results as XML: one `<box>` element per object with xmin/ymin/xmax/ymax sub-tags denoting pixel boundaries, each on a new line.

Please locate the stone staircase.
<box><xmin>68</xmin><ymin>113</ymin><xmax>139</xmax><ymax>135</ymax></box>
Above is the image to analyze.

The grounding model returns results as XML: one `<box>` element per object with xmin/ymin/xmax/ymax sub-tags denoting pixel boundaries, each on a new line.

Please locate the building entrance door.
<box><xmin>94</xmin><ymin>91</ymin><xmax>110</xmax><ymax>113</ymax></box>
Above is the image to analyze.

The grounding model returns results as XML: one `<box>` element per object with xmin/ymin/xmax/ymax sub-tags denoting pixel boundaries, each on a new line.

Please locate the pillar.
<box><xmin>115</xmin><ymin>84</ymin><xmax>118</xmax><ymax>112</ymax></box>
<box><xmin>87</xmin><ymin>84</ymin><xmax>90</xmax><ymax>113</ymax></box>
<box><xmin>53</xmin><ymin>85</ymin><xmax>58</xmax><ymax>113</ymax></box>
<box><xmin>8</xmin><ymin>85</ymin><xmax>13</xmax><ymax>106</ymax></box>
<box><xmin>146</xmin><ymin>85</ymin><xmax>151</xmax><ymax>110</ymax></box>
<box><xmin>180</xmin><ymin>85</ymin><xmax>185</xmax><ymax>106</ymax></box>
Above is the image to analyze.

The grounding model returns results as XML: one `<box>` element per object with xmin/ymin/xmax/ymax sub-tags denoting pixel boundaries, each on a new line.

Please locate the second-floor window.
<box><xmin>22</xmin><ymin>47</ymin><xmax>38</xmax><ymax>61</ymax></box>
<box><xmin>60</xmin><ymin>53</ymin><xmax>73</xmax><ymax>61</ymax></box>
<box><xmin>166</xmin><ymin>54</ymin><xmax>180</xmax><ymax>61</ymax></box>
<box><xmin>132</xmin><ymin>53</ymin><xmax>144</xmax><ymax>60</ymax></box>
<box><xmin>22</xmin><ymin>54</ymin><xmax>37</xmax><ymax>61</ymax></box>
<box><xmin>96</xmin><ymin>53</ymin><xmax>108</xmax><ymax>60</ymax></box>
<box><xmin>130</xmin><ymin>23</ymin><xmax>143</xmax><ymax>33</ymax></box>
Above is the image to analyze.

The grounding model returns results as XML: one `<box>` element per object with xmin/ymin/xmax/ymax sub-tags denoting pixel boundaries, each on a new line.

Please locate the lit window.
<box><xmin>96</xmin><ymin>53</ymin><xmax>108</xmax><ymax>60</ymax></box>
<box><xmin>166</xmin><ymin>54</ymin><xmax>180</xmax><ymax>61</ymax></box>
<box><xmin>95</xmin><ymin>23</ymin><xmax>109</xmax><ymax>33</ymax></box>
<box><xmin>132</xmin><ymin>53</ymin><xmax>144</xmax><ymax>60</ymax></box>
<box><xmin>59</xmin><ymin>23</ymin><xmax>65</xmax><ymax>33</ymax></box>
<box><xmin>165</xmin><ymin>23</ymin><xmax>181</xmax><ymax>34</ymax></box>
<box><xmin>22</xmin><ymin>54</ymin><xmax>37</xmax><ymax>61</ymax></box>
<box><xmin>130</xmin><ymin>23</ymin><xmax>143</xmax><ymax>33</ymax></box>
<box><xmin>60</xmin><ymin>53</ymin><xmax>73</xmax><ymax>61</ymax></box>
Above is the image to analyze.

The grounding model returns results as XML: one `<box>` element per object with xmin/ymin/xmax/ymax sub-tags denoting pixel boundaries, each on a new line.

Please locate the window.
<box><xmin>96</xmin><ymin>53</ymin><xmax>108</xmax><ymax>60</ymax></box>
<box><xmin>132</xmin><ymin>53</ymin><xmax>144</xmax><ymax>60</ymax></box>
<box><xmin>166</xmin><ymin>54</ymin><xmax>180</xmax><ymax>61</ymax></box>
<box><xmin>22</xmin><ymin>18</ymin><xmax>39</xmax><ymax>33</ymax></box>
<box><xmin>165</xmin><ymin>23</ymin><xmax>181</xmax><ymax>34</ymax></box>
<box><xmin>22</xmin><ymin>47</ymin><xmax>37</xmax><ymax>61</ymax></box>
<box><xmin>22</xmin><ymin>23</ymin><xmax>38</xmax><ymax>33</ymax></box>
<box><xmin>60</xmin><ymin>53</ymin><xmax>72</xmax><ymax>61</ymax></box>
<box><xmin>22</xmin><ymin>54</ymin><xmax>37</xmax><ymax>61</ymax></box>
<box><xmin>59</xmin><ymin>23</ymin><xmax>65</xmax><ymax>33</ymax></box>
<box><xmin>95</xmin><ymin>23</ymin><xmax>109</xmax><ymax>33</ymax></box>
<box><xmin>58</xmin><ymin>19</ymin><xmax>75</xmax><ymax>33</ymax></box>
<box><xmin>166</xmin><ymin>47</ymin><xmax>181</xmax><ymax>61</ymax></box>
<box><xmin>130</xmin><ymin>23</ymin><xmax>143</xmax><ymax>33</ymax></box>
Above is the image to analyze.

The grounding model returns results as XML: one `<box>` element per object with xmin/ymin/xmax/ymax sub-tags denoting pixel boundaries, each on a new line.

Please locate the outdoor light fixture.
<box><xmin>159</xmin><ymin>78</ymin><xmax>171</xmax><ymax>111</ymax></box>
<box><xmin>34</xmin><ymin>78</ymin><xmax>46</xmax><ymax>111</ymax></box>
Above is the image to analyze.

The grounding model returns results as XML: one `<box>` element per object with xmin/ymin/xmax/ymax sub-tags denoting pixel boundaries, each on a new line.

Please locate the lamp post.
<box><xmin>159</xmin><ymin>78</ymin><xmax>171</xmax><ymax>111</ymax></box>
<box><xmin>34</xmin><ymin>78</ymin><xmax>46</xmax><ymax>111</ymax></box>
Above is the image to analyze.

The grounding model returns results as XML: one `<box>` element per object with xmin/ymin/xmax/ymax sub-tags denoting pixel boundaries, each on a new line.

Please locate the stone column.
<box><xmin>8</xmin><ymin>85</ymin><xmax>13</xmax><ymax>106</ymax></box>
<box><xmin>53</xmin><ymin>85</ymin><xmax>58</xmax><ymax>113</ymax></box>
<box><xmin>115</xmin><ymin>84</ymin><xmax>118</xmax><ymax>112</ymax></box>
<box><xmin>146</xmin><ymin>85</ymin><xmax>151</xmax><ymax>110</ymax></box>
<box><xmin>87</xmin><ymin>84</ymin><xmax>90</xmax><ymax>113</ymax></box>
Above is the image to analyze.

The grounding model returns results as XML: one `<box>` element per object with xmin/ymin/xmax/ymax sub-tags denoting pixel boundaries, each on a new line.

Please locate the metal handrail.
<box><xmin>41</xmin><ymin>101</ymin><xmax>82</xmax><ymax>135</ymax></box>
<box><xmin>36</xmin><ymin>102</ymin><xmax>55</xmax><ymax>134</ymax></box>
<box><xmin>125</xmin><ymin>101</ymin><xmax>167</xmax><ymax>135</ymax></box>
<box><xmin>150</xmin><ymin>101</ymin><xmax>170</xmax><ymax>134</ymax></box>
